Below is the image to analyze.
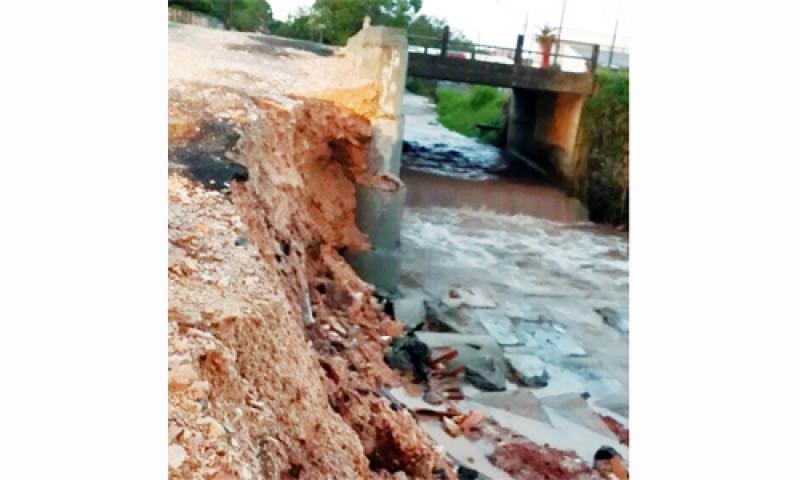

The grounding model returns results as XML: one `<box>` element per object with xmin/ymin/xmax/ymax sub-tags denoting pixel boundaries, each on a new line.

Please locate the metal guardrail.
<box><xmin>408</xmin><ymin>30</ymin><xmax>600</xmax><ymax>74</ymax></box>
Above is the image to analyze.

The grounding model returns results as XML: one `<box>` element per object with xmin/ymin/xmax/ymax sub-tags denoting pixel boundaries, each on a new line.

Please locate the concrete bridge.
<box><xmin>338</xmin><ymin>21</ymin><xmax>600</xmax><ymax>293</ymax></box>
<box><xmin>407</xmin><ymin>28</ymin><xmax>600</xmax><ymax>182</ymax></box>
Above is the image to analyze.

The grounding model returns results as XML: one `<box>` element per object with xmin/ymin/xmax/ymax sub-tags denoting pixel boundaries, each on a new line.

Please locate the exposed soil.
<box><xmin>168</xmin><ymin>76</ymin><xmax>455</xmax><ymax>479</ymax></box>
<box><xmin>481</xmin><ymin>419</ymin><xmax>602</xmax><ymax>480</ymax></box>
<box><xmin>600</xmin><ymin>416</ymin><xmax>629</xmax><ymax>446</ymax></box>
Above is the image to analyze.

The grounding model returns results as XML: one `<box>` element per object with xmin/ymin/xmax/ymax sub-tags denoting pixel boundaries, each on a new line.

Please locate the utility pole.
<box><xmin>608</xmin><ymin>10</ymin><xmax>620</xmax><ymax>68</ymax></box>
<box><xmin>554</xmin><ymin>0</ymin><xmax>567</xmax><ymax>67</ymax></box>
<box><xmin>522</xmin><ymin>10</ymin><xmax>529</xmax><ymax>38</ymax></box>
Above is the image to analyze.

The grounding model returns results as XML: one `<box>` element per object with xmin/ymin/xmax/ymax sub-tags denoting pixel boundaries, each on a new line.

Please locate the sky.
<box><xmin>269</xmin><ymin>0</ymin><xmax>631</xmax><ymax>49</ymax></box>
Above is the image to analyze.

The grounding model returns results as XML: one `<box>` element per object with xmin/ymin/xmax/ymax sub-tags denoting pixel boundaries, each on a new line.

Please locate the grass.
<box><xmin>575</xmin><ymin>68</ymin><xmax>629</xmax><ymax>226</ymax></box>
<box><xmin>434</xmin><ymin>85</ymin><xmax>508</xmax><ymax>146</ymax></box>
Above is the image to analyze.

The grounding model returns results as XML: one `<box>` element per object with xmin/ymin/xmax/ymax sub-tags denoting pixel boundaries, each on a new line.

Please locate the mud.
<box><xmin>600</xmin><ymin>416</ymin><xmax>629</xmax><ymax>446</ymax></box>
<box><xmin>482</xmin><ymin>420</ymin><xmax>602</xmax><ymax>480</ymax></box>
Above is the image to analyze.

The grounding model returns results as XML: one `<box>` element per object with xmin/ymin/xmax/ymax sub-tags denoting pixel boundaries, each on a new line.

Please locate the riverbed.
<box><xmin>395</xmin><ymin>93</ymin><xmax>630</xmax><ymax>466</ymax></box>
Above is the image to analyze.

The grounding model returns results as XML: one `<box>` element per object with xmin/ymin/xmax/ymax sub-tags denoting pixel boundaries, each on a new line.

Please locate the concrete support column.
<box><xmin>343</xmin><ymin>25</ymin><xmax>411</xmax><ymax>295</ymax></box>
<box><xmin>506</xmin><ymin>88</ymin><xmax>586</xmax><ymax>182</ymax></box>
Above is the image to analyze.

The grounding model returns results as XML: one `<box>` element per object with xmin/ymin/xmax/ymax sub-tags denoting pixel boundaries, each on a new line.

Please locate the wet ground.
<box><xmin>393</xmin><ymin>93</ymin><xmax>630</xmax><ymax>469</ymax></box>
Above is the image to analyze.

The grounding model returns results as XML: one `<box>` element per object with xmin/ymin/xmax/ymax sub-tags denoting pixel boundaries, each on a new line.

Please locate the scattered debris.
<box><xmin>442</xmin><ymin>286</ymin><xmax>498</xmax><ymax>309</ymax></box>
<box><xmin>505</xmin><ymin>353</ymin><xmax>550</xmax><ymax>388</ymax></box>
<box><xmin>426</xmin><ymin>302</ymin><xmax>490</xmax><ymax>335</ymax></box>
<box><xmin>457</xmin><ymin>465</ymin><xmax>480</xmax><ymax>480</ymax></box>
<box><xmin>540</xmin><ymin>394</ymin><xmax>618</xmax><ymax>439</ymax></box>
<box><xmin>385</xmin><ymin>334</ymin><xmax>431</xmax><ymax>382</ymax></box>
<box><xmin>514</xmin><ymin>322</ymin><xmax>588</xmax><ymax>358</ymax></box>
<box><xmin>415</xmin><ymin>333</ymin><xmax>508</xmax><ymax>391</ymax></box>
<box><xmin>393</xmin><ymin>296</ymin><xmax>428</xmax><ymax>330</ymax></box>
<box><xmin>593</xmin><ymin>395</ymin><xmax>629</xmax><ymax>419</ymax></box>
<box><xmin>443</xmin><ymin>416</ymin><xmax>462</xmax><ymax>437</ymax></box>
<box><xmin>595</xmin><ymin>307</ymin><xmax>629</xmax><ymax>335</ymax></box>
<box><xmin>470</xmin><ymin>390</ymin><xmax>551</xmax><ymax>424</ymax></box>
<box><xmin>483</xmin><ymin>419</ymin><xmax>599</xmax><ymax>480</ymax></box>
<box><xmin>600</xmin><ymin>416</ymin><xmax>629</xmax><ymax>446</ymax></box>
<box><xmin>476</xmin><ymin>311</ymin><xmax>525</xmax><ymax>346</ymax></box>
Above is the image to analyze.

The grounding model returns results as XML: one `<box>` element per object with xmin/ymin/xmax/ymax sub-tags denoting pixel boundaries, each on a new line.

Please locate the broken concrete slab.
<box><xmin>470</xmin><ymin>389</ymin><xmax>551</xmax><ymax>424</ymax></box>
<box><xmin>515</xmin><ymin>324</ymin><xmax>588</xmax><ymax>358</ymax></box>
<box><xmin>474</xmin><ymin>310</ymin><xmax>524</xmax><ymax>346</ymax></box>
<box><xmin>441</xmin><ymin>286</ymin><xmax>498</xmax><ymax>309</ymax></box>
<box><xmin>417</xmin><ymin>418</ymin><xmax>513</xmax><ymax>480</ymax></box>
<box><xmin>385</xmin><ymin>334</ymin><xmax>430</xmax><ymax>381</ymax></box>
<box><xmin>542</xmin><ymin>300</ymin><xmax>604</xmax><ymax>327</ymax></box>
<box><xmin>593</xmin><ymin>394</ymin><xmax>629</xmax><ymax>419</ymax></box>
<box><xmin>504</xmin><ymin>353</ymin><xmax>550</xmax><ymax>388</ymax></box>
<box><xmin>595</xmin><ymin>306</ymin><xmax>629</xmax><ymax>335</ymax></box>
<box><xmin>415</xmin><ymin>332</ymin><xmax>508</xmax><ymax>391</ymax></box>
<box><xmin>540</xmin><ymin>393</ymin><xmax>618</xmax><ymax>440</ymax></box>
<box><xmin>393</xmin><ymin>295</ymin><xmax>427</xmax><ymax>330</ymax></box>
<box><xmin>426</xmin><ymin>302</ymin><xmax>489</xmax><ymax>335</ymax></box>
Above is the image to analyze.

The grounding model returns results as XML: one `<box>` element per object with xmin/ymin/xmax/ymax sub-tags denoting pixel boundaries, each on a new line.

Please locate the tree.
<box><xmin>274</xmin><ymin>0</ymin><xmax>423</xmax><ymax>45</ymax></box>
<box><xmin>407</xmin><ymin>14</ymin><xmax>472</xmax><ymax>49</ymax></box>
<box><xmin>169</xmin><ymin>0</ymin><xmax>217</xmax><ymax>16</ymax></box>
<box><xmin>169</xmin><ymin>0</ymin><xmax>273</xmax><ymax>32</ymax></box>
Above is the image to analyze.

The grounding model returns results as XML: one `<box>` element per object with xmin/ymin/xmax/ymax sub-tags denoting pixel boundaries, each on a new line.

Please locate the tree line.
<box><xmin>169</xmin><ymin>1</ymin><xmax>472</xmax><ymax>47</ymax></box>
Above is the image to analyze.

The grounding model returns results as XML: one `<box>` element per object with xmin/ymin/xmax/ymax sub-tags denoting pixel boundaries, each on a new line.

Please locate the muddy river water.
<box><xmin>394</xmin><ymin>93</ymin><xmax>629</xmax><ymax>467</ymax></box>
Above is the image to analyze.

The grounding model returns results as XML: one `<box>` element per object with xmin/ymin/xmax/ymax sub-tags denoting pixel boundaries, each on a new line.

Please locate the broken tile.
<box><xmin>441</xmin><ymin>286</ymin><xmax>498</xmax><ymax>309</ymax></box>
<box><xmin>393</xmin><ymin>296</ymin><xmax>427</xmax><ymax>329</ymax></box>
<box><xmin>470</xmin><ymin>389</ymin><xmax>551</xmax><ymax>424</ymax></box>
<box><xmin>474</xmin><ymin>311</ymin><xmax>523</xmax><ymax>346</ymax></box>
<box><xmin>595</xmin><ymin>306</ymin><xmax>629</xmax><ymax>335</ymax></box>
<box><xmin>540</xmin><ymin>393</ymin><xmax>617</xmax><ymax>440</ymax></box>
<box><xmin>504</xmin><ymin>353</ymin><xmax>550</xmax><ymax>387</ymax></box>
<box><xmin>415</xmin><ymin>333</ymin><xmax>508</xmax><ymax>391</ymax></box>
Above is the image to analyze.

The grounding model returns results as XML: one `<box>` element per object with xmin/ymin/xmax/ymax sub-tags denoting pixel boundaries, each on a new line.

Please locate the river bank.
<box><xmin>168</xmin><ymin>23</ymin><xmax>629</xmax><ymax>480</ymax></box>
<box><xmin>395</xmin><ymin>91</ymin><xmax>629</xmax><ymax>475</ymax></box>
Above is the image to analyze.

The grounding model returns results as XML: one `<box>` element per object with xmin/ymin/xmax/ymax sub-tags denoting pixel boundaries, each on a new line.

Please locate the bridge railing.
<box><xmin>408</xmin><ymin>30</ymin><xmax>600</xmax><ymax>74</ymax></box>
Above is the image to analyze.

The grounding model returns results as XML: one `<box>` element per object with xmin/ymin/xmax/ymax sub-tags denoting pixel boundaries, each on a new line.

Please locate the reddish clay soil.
<box><xmin>481</xmin><ymin>419</ymin><xmax>601</xmax><ymax>480</ymax></box>
<box><xmin>600</xmin><ymin>415</ymin><xmax>629</xmax><ymax>446</ymax></box>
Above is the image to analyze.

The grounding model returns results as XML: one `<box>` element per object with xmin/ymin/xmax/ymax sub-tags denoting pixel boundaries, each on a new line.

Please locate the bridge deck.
<box><xmin>408</xmin><ymin>53</ymin><xmax>594</xmax><ymax>94</ymax></box>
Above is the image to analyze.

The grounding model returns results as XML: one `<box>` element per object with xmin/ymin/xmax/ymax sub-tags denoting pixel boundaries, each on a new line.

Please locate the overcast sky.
<box><xmin>269</xmin><ymin>0</ymin><xmax>631</xmax><ymax>48</ymax></box>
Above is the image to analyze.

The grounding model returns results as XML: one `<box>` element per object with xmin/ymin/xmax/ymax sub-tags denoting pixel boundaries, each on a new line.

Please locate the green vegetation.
<box><xmin>169</xmin><ymin>0</ymin><xmax>273</xmax><ymax>32</ymax></box>
<box><xmin>435</xmin><ymin>86</ymin><xmax>508</xmax><ymax>146</ymax></box>
<box><xmin>404</xmin><ymin>15</ymin><xmax>473</xmax><ymax>99</ymax></box>
<box><xmin>575</xmin><ymin>68</ymin><xmax>629</xmax><ymax>226</ymax></box>
<box><xmin>272</xmin><ymin>0</ymin><xmax>422</xmax><ymax>45</ymax></box>
<box><xmin>405</xmin><ymin>76</ymin><xmax>437</xmax><ymax>98</ymax></box>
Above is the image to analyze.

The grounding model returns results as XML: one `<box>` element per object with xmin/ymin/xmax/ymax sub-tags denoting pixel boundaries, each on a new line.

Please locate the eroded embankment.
<box><xmin>168</xmin><ymin>85</ymin><xmax>454</xmax><ymax>479</ymax></box>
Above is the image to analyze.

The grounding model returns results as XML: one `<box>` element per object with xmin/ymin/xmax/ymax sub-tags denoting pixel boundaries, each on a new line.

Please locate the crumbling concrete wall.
<box><xmin>314</xmin><ymin>19</ymin><xmax>410</xmax><ymax>295</ymax></box>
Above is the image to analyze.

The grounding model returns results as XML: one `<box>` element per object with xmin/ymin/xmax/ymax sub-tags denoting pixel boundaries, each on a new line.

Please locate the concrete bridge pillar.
<box><xmin>339</xmin><ymin>24</ymin><xmax>410</xmax><ymax>295</ymax></box>
<box><xmin>506</xmin><ymin>89</ymin><xmax>587</xmax><ymax>182</ymax></box>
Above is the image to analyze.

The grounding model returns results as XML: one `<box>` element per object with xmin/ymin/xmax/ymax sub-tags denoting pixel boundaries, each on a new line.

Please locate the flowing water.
<box><xmin>396</xmin><ymin>93</ymin><xmax>630</xmax><ymax>463</ymax></box>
